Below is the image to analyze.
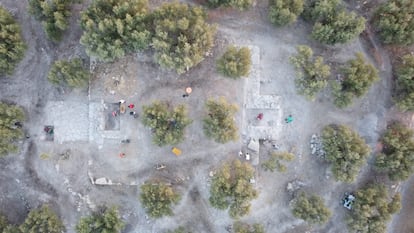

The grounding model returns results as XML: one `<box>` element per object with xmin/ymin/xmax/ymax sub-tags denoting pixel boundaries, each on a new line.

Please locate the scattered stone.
<box><xmin>310</xmin><ymin>134</ymin><xmax>325</xmax><ymax>159</ymax></box>
<box><xmin>286</xmin><ymin>179</ymin><xmax>306</xmax><ymax>194</ymax></box>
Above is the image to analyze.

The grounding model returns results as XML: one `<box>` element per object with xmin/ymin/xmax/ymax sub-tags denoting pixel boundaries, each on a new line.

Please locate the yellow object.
<box><xmin>172</xmin><ymin>147</ymin><xmax>182</xmax><ymax>156</ymax></box>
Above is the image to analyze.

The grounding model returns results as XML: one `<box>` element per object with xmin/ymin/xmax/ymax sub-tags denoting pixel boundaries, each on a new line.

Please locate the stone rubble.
<box><xmin>310</xmin><ymin>134</ymin><xmax>325</xmax><ymax>159</ymax></box>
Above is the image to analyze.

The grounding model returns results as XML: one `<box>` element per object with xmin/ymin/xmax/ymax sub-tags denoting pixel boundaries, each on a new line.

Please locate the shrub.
<box><xmin>394</xmin><ymin>54</ymin><xmax>414</xmax><ymax>111</ymax></box>
<box><xmin>375</xmin><ymin>122</ymin><xmax>414</xmax><ymax>181</ymax></box>
<box><xmin>80</xmin><ymin>0</ymin><xmax>151</xmax><ymax>61</ymax></box>
<box><xmin>203</xmin><ymin>97</ymin><xmax>238</xmax><ymax>143</ymax></box>
<box><xmin>347</xmin><ymin>184</ymin><xmax>401</xmax><ymax>233</ymax></box>
<box><xmin>76</xmin><ymin>206</ymin><xmax>124</xmax><ymax>233</ymax></box>
<box><xmin>140</xmin><ymin>182</ymin><xmax>180</xmax><ymax>218</ymax></box>
<box><xmin>209</xmin><ymin>160</ymin><xmax>258</xmax><ymax>218</ymax></box>
<box><xmin>217</xmin><ymin>46</ymin><xmax>251</xmax><ymax>78</ymax></box>
<box><xmin>0</xmin><ymin>6</ymin><xmax>26</xmax><ymax>76</ymax></box>
<box><xmin>332</xmin><ymin>53</ymin><xmax>379</xmax><ymax>108</ymax></box>
<box><xmin>0</xmin><ymin>102</ymin><xmax>25</xmax><ymax>156</ymax></box>
<box><xmin>48</xmin><ymin>58</ymin><xmax>89</xmax><ymax>88</ymax></box>
<box><xmin>268</xmin><ymin>0</ymin><xmax>304</xmax><ymax>26</ymax></box>
<box><xmin>28</xmin><ymin>0</ymin><xmax>75</xmax><ymax>41</ymax></box>
<box><xmin>0</xmin><ymin>215</ymin><xmax>19</xmax><ymax>233</ymax></box>
<box><xmin>374</xmin><ymin>0</ymin><xmax>414</xmax><ymax>45</ymax></box>
<box><xmin>207</xmin><ymin>0</ymin><xmax>253</xmax><ymax>10</ymax></box>
<box><xmin>233</xmin><ymin>222</ymin><xmax>265</xmax><ymax>233</ymax></box>
<box><xmin>322</xmin><ymin>124</ymin><xmax>370</xmax><ymax>183</ymax></box>
<box><xmin>151</xmin><ymin>2</ymin><xmax>216</xmax><ymax>74</ymax></box>
<box><xmin>291</xmin><ymin>192</ymin><xmax>331</xmax><ymax>225</ymax></box>
<box><xmin>261</xmin><ymin>151</ymin><xmax>294</xmax><ymax>172</ymax></box>
<box><xmin>19</xmin><ymin>205</ymin><xmax>65</xmax><ymax>233</ymax></box>
<box><xmin>142</xmin><ymin>101</ymin><xmax>191</xmax><ymax>146</ymax></box>
<box><xmin>290</xmin><ymin>45</ymin><xmax>331</xmax><ymax>100</ymax></box>
<box><xmin>305</xmin><ymin>0</ymin><xmax>365</xmax><ymax>44</ymax></box>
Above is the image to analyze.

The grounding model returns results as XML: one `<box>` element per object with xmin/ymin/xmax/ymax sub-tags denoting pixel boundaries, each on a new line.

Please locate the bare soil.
<box><xmin>0</xmin><ymin>0</ymin><xmax>413</xmax><ymax>233</ymax></box>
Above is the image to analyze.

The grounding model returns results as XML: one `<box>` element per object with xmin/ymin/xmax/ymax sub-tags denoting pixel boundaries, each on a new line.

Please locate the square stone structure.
<box><xmin>44</xmin><ymin>101</ymin><xmax>89</xmax><ymax>143</ymax></box>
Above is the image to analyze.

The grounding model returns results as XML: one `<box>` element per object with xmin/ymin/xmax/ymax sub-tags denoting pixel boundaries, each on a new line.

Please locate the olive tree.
<box><xmin>347</xmin><ymin>184</ymin><xmax>401</xmax><ymax>233</ymax></box>
<box><xmin>0</xmin><ymin>102</ymin><xmax>25</xmax><ymax>156</ymax></box>
<box><xmin>394</xmin><ymin>54</ymin><xmax>414</xmax><ymax>111</ymax></box>
<box><xmin>291</xmin><ymin>192</ymin><xmax>331</xmax><ymax>225</ymax></box>
<box><xmin>76</xmin><ymin>206</ymin><xmax>125</xmax><ymax>233</ymax></box>
<box><xmin>0</xmin><ymin>215</ymin><xmax>19</xmax><ymax>233</ymax></box>
<box><xmin>207</xmin><ymin>0</ymin><xmax>253</xmax><ymax>10</ymax></box>
<box><xmin>0</xmin><ymin>6</ymin><xmax>26</xmax><ymax>76</ymax></box>
<box><xmin>48</xmin><ymin>58</ymin><xmax>89</xmax><ymax>88</ymax></box>
<box><xmin>80</xmin><ymin>0</ymin><xmax>151</xmax><ymax>61</ymax></box>
<box><xmin>203</xmin><ymin>98</ymin><xmax>238</xmax><ymax>143</ymax></box>
<box><xmin>142</xmin><ymin>101</ymin><xmax>192</xmax><ymax>146</ymax></box>
<box><xmin>374</xmin><ymin>0</ymin><xmax>414</xmax><ymax>45</ymax></box>
<box><xmin>290</xmin><ymin>45</ymin><xmax>331</xmax><ymax>100</ymax></box>
<box><xmin>28</xmin><ymin>0</ymin><xmax>76</xmax><ymax>41</ymax></box>
<box><xmin>305</xmin><ymin>0</ymin><xmax>365</xmax><ymax>44</ymax></box>
<box><xmin>19</xmin><ymin>205</ymin><xmax>65</xmax><ymax>233</ymax></box>
<box><xmin>375</xmin><ymin>122</ymin><xmax>414</xmax><ymax>181</ymax></box>
<box><xmin>140</xmin><ymin>181</ymin><xmax>181</xmax><ymax>218</ymax></box>
<box><xmin>322</xmin><ymin>124</ymin><xmax>370</xmax><ymax>183</ymax></box>
<box><xmin>268</xmin><ymin>0</ymin><xmax>304</xmax><ymax>26</ymax></box>
<box><xmin>332</xmin><ymin>53</ymin><xmax>379</xmax><ymax>108</ymax></box>
<box><xmin>217</xmin><ymin>46</ymin><xmax>251</xmax><ymax>78</ymax></box>
<box><xmin>233</xmin><ymin>222</ymin><xmax>265</xmax><ymax>233</ymax></box>
<box><xmin>151</xmin><ymin>2</ymin><xmax>216</xmax><ymax>74</ymax></box>
<box><xmin>209</xmin><ymin>160</ymin><xmax>258</xmax><ymax>218</ymax></box>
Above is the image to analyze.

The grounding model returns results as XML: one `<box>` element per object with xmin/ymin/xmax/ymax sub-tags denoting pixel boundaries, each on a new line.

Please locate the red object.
<box><xmin>119</xmin><ymin>153</ymin><xmax>126</xmax><ymax>158</ymax></box>
<box><xmin>112</xmin><ymin>111</ymin><xmax>117</xmax><ymax>117</ymax></box>
<box><xmin>128</xmin><ymin>104</ymin><xmax>135</xmax><ymax>109</ymax></box>
<box><xmin>257</xmin><ymin>113</ymin><xmax>263</xmax><ymax>120</ymax></box>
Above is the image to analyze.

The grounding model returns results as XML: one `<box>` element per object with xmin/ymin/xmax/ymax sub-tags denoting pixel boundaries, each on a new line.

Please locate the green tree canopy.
<box><xmin>332</xmin><ymin>53</ymin><xmax>379</xmax><ymax>108</ymax></box>
<box><xmin>374</xmin><ymin>0</ymin><xmax>414</xmax><ymax>45</ymax></box>
<box><xmin>48</xmin><ymin>58</ymin><xmax>89</xmax><ymax>88</ymax></box>
<box><xmin>0</xmin><ymin>6</ymin><xmax>26</xmax><ymax>76</ymax></box>
<box><xmin>209</xmin><ymin>160</ymin><xmax>258</xmax><ymax>218</ymax></box>
<box><xmin>268</xmin><ymin>0</ymin><xmax>304</xmax><ymax>26</ymax></box>
<box><xmin>203</xmin><ymin>97</ymin><xmax>238</xmax><ymax>143</ymax></box>
<box><xmin>142</xmin><ymin>101</ymin><xmax>192</xmax><ymax>146</ymax></box>
<box><xmin>151</xmin><ymin>2</ymin><xmax>216</xmax><ymax>74</ymax></box>
<box><xmin>305</xmin><ymin>0</ymin><xmax>365</xmax><ymax>44</ymax></box>
<box><xmin>140</xmin><ymin>181</ymin><xmax>181</xmax><ymax>218</ymax></box>
<box><xmin>290</xmin><ymin>45</ymin><xmax>331</xmax><ymax>100</ymax></box>
<box><xmin>217</xmin><ymin>46</ymin><xmax>251</xmax><ymax>78</ymax></box>
<box><xmin>0</xmin><ymin>214</ymin><xmax>19</xmax><ymax>233</ymax></box>
<box><xmin>375</xmin><ymin>122</ymin><xmax>414</xmax><ymax>181</ymax></box>
<box><xmin>291</xmin><ymin>192</ymin><xmax>331</xmax><ymax>225</ymax></box>
<box><xmin>19</xmin><ymin>205</ymin><xmax>65</xmax><ymax>233</ymax></box>
<box><xmin>233</xmin><ymin>221</ymin><xmax>265</xmax><ymax>233</ymax></box>
<box><xmin>76</xmin><ymin>206</ymin><xmax>125</xmax><ymax>233</ymax></box>
<box><xmin>261</xmin><ymin>151</ymin><xmax>294</xmax><ymax>173</ymax></box>
<box><xmin>347</xmin><ymin>184</ymin><xmax>401</xmax><ymax>233</ymax></box>
<box><xmin>322</xmin><ymin>124</ymin><xmax>370</xmax><ymax>183</ymax></box>
<box><xmin>207</xmin><ymin>0</ymin><xmax>252</xmax><ymax>10</ymax></box>
<box><xmin>394</xmin><ymin>54</ymin><xmax>414</xmax><ymax>111</ymax></box>
<box><xmin>80</xmin><ymin>0</ymin><xmax>151</xmax><ymax>61</ymax></box>
<box><xmin>28</xmin><ymin>0</ymin><xmax>75</xmax><ymax>41</ymax></box>
<box><xmin>0</xmin><ymin>102</ymin><xmax>25</xmax><ymax>156</ymax></box>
